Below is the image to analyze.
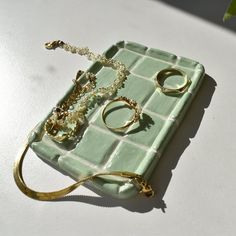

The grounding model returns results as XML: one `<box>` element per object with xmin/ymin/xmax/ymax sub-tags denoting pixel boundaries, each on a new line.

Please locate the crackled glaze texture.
<box><xmin>28</xmin><ymin>41</ymin><xmax>205</xmax><ymax>199</ymax></box>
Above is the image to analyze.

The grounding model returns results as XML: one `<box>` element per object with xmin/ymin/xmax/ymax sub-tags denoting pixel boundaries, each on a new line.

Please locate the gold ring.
<box><xmin>156</xmin><ymin>68</ymin><xmax>191</xmax><ymax>94</ymax></box>
<box><xmin>102</xmin><ymin>96</ymin><xmax>141</xmax><ymax>132</ymax></box>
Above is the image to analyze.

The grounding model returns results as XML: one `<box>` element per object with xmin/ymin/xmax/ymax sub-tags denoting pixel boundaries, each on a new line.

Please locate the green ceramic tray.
<box><xmin>28</xmin><ymin>41</ymin><xmax>205</xmax><ymax>199</ymax></box>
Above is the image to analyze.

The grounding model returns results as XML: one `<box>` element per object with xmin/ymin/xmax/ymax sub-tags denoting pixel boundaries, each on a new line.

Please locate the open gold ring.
<box><xmin>102</xmin><ymin>96</ymin><xmax>141</xmax><ymax>132</ymax></box>
<box><xmin>156</xmin><ymin>68</ymin><xmax>191</xmax><ymax>94</ymax></box>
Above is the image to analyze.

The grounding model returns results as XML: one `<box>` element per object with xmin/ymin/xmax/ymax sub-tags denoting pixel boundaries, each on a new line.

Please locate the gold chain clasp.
<box><xmin>119</xmin><ymin>172</ymin><xmax>154</xmax><ymax>198</ymax></box>
<box><xmin>45</xmin><ymin>40</ymin><xmax>65</xmax><ymax>50</ymax></box>
<box><xmin>133</xmin><ymin>176</ymin><xmax>154</xmax><ymax>198</ymax></box>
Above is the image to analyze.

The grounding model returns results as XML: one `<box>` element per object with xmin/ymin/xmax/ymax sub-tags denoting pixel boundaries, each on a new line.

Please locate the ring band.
<box><xmin>102</xmin><ymin>96</ymin><xmax>141</xmax><ymax>132</ymax></box>
<box><xmin>156</xmin><ymin>68</ymin><xmax>191</xmax><ymax>94</ymax></box>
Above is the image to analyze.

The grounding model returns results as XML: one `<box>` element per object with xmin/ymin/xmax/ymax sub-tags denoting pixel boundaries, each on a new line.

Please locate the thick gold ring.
<box><xmin>156</xmin><ymin>68</ymin><xmax>191</xmax><ymax>94</ymax></box>
<box><xmin>102</xmin><ymin>96</ymin><xmax>141</xmax><ymax>132</ymax></box>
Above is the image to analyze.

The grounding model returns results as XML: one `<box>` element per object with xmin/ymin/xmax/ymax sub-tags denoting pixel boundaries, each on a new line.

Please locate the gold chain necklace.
<box><xmin>45</xmin><ymin>70</ymin><xmax>97</xmax><ymax>142</ymax></box>
<box><xmin>44</xmin><ymin>40</ymin><xmax>129</xmax><ymax>142</ymax></box>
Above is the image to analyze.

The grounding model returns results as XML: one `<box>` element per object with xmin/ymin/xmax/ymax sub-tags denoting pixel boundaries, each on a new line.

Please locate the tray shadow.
<box><xmin>156</xmin><ymin>0</ymin><xmax>236</xmax><ymax>33</ymax></box>
<box><xmin>51</xmin><ymin>74</ymin><xmax>216</xmax><ymax>213</ymax></box>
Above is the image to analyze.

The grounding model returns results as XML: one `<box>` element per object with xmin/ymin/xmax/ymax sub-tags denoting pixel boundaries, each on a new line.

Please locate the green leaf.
<box><xmin>223</xmin><ymin>0</ymin><xmax>236</xmax><ymax>21</ymax></box>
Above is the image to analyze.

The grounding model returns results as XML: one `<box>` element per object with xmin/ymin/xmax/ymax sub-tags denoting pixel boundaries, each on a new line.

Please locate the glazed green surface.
<box><xmin>29</xmin><ymin>41</ymin><xmax>205</xmax><ymax>198</ymax></box>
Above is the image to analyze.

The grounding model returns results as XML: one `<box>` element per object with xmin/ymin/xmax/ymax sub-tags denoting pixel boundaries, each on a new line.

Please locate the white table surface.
<box><xmin>1</xmin><ymin>0</ymin><xmax>236</xmax><ymax>235</ymax></box>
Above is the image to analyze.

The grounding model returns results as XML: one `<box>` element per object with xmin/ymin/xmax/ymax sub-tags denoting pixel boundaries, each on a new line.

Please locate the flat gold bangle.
<box><xmin>102</xmin><ymin>96</ymin><xmax>141</xmax><ymax>132</ymax></box>
<box><xmin>13</xmin><ymin>136</ymin><xmax>154</xmax><ymax>200</ymax></box>
<box><xmin>156</xmin><ymin>68</ymin><xmax>191</xmax><ymax>94</ymax></box>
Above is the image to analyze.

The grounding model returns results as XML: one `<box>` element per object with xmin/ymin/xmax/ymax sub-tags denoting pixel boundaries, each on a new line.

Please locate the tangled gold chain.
<box><xmin>44</xmin><ymin>40</ymin><xmax>129</xmax><ymax>142</ymax></box>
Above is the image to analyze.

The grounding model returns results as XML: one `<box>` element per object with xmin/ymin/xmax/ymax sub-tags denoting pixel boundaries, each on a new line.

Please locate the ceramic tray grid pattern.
<box><xmin>29</xmin><ymin>41</ymin><xmax>205</xmax><ymax>199</ymax></box>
